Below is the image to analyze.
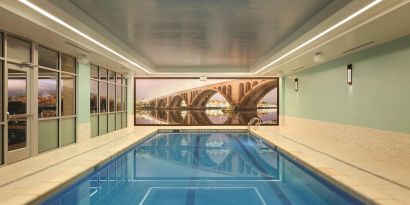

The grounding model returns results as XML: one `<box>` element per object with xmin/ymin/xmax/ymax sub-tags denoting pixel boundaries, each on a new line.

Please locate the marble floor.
<box><xmin>0</xmin><ymin>118</ymin><xmax>409</xmax><ymax>204</ymax></box>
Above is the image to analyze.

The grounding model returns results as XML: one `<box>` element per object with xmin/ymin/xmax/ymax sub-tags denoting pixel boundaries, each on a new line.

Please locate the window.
<box><xmin>108</xmin><ymin>84</ymin><xmax>115</xmax><ymax>112</ymax></box>
<box><xmin>99</xmin><ymin>67</ymin><xmax>107</xmax><ymax>81</ymax></box>
<box><xmin>61</xmin><ymin>54</ymin><xmax>76</xmax><ymax>73</ymax></box>
<box><xmin>38</xmin><ymin>46</ymin><xmax>58</xmax><ymax>69</ymax></box>
<box><xmin>91</xmin><ymin>64</ymin><xmax>98</xmax><ymax>79</ymax></box>
<box><xmin>7</xmin><ymin>35</ymin><xmax>31</xmax><ymax>62</ymax></box>
<box><xmin>99</xmin><ymin>82</ymin><xmax>107</xmax><ymax>113</ymax></box>
<box><xmin>37</xmin><ymin>46</ymin><xmax>77</xmax><ymax>153</ymax></box>
<box><xmin>38</xmin><ymin>68</ymin><xmax>58</xmax><ymax>118</ymax></box>
<box><xmin>116</xmin><ymin>85</ymin><xmax>122</xmax><ymax>111</ymax></box>
<box><xmin>0</xmin><ymin>33</ymin><xmax>3</xmax><ymax>57</ymax></box>
<box><xmin>90</xmin><ymin>64</ymin><xmax>127</xmax><ymax>138</ymax></box>
<box><xmin>90</xmin><ymin>80</ymin><xmax>98</xmax><ymax>114</ymax></box>
<box><xmin>61</xmin><ymin>74</ymin><xmax>75</xmax><ymax>116</ymax></box>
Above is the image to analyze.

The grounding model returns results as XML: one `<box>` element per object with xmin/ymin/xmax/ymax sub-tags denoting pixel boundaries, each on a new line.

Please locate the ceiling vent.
<box><xmin>65</xmin><ymin>41</ymin><xmax>92</xmax><ymax>54</ymax></box>
<box><xmin>342</xmin><ymin>41</ymin><xmax>375</xmax><ymax>54</ymax></box>
<box><xmin>292</xmin><ymin>66</ymin><xmax>304</xmax><ymax>72</ymax></box>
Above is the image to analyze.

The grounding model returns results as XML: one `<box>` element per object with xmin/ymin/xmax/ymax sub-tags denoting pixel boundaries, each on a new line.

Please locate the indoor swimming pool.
<box><xmin>41</xmin><ymin>132</ymin><xmax>364</xmax><ymax>205</ymax></box>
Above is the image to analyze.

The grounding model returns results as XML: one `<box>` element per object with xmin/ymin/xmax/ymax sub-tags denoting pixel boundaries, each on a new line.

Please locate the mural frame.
<box><xmin>134</xmin><ymin>77</ymin><xmax>280</xmax><ymax>126</ymax></box>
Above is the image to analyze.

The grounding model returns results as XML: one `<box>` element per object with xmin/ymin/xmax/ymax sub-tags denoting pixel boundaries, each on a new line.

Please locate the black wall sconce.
<box><xmin>347</xmin><ymin>64</ymin><xmax>353</xmax><ymax>85</ymax></box>
<box><xmin>294</xmin><ymin>78</ymin><xmax>299</xmax><ymax>92</ymax></box>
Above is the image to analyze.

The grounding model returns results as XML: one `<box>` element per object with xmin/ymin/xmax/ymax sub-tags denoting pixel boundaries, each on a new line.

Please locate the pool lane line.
<box><xmin>186</xmin><ymin>135</ymin><xmax>201</xmax><ymax>205</ymax></box>
<box><xmin>234</xmin><ymin>136</ymin><xmax>292</xmax><ymax>205</ymax></box>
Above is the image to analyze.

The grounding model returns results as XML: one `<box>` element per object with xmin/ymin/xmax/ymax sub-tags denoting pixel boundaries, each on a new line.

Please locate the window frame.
<box><xmin>90</xmin><ymin>64</ymin><xmax>127</xmax><ymax>137</ymax></box>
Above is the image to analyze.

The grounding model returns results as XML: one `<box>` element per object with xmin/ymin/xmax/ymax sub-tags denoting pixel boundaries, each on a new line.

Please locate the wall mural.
<box><xmin>134</xmin><ymin>78</ymin><xmax>279</xmax><ymax>125</ymax></box>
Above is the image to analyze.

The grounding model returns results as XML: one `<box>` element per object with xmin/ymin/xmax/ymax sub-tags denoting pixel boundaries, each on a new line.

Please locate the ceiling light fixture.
<box><xmin>255</xmin><ymin>0</ymin><xmax>382</xmax><ymax>74</ymax></box>
<box><xmin>19</xmin><ymin>0</ymin><xmax>153</xmax><ymax>74</ymax></box>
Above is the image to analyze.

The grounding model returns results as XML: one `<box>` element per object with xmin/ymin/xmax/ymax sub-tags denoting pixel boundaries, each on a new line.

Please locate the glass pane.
<box><xmin>90</xmin><ymin>64</ymin><xmax>98</xmax><ymax>79</ymax></box>
<box><xmin>62</xmin><ymin>74</ymin><xmax>75</xmax><ymax>116</ymax></box>
<box><xmin>122</xmin><ymin>112</ymin><xmax>127</xmax><ymax>128</ymax></box>
<box><xmin>0</xmin><ymin>33</ymin><xmax>3</xmax><ymax>57</ymax></box>
<box><xmin>122</xmin><ymin>86</ymin><xmax>127</xmax><ymax>111</ymax></box>
<box><xmin>99</xmin><ymin>67</ymin><xmax>107</xmax><ymax>81</ymax></box>
<box><xmin>108</xmin><ymin>71</ymin><xmax>115</xmax><ymax>83</ymax></box>
<box><xmin>38</xmin><ymin>46</ymin><xmax>58</xmax><ymax>69</ymax></box>
<box><xmin>0</xmin><ymin>62</ymin><xmax>3</xmax><ymax>121</ymax></box>
<box><xmin>8</xmin><ymin>69</ymin><xmax>27</xmax><ymax>115</ymax></box>
<box><xmin>90</xmin><ymin>80</ymin><xmax>98</xmax><ymax>113</ymax></box>
<box><xmin>116</xmin><ymin>85</ymin><xmax>122</xmax><ymax>111</ymax></box>
<box><xmin>0</xmin><ymin>126</ymin><xmax>3</xmax><ymax>164</ymax></box>
<box><xmin>38</xmin><ymin>119</ymin><xmax>58</xmax><ymax>153</ymax></box>
<box><xmin>108</xmin><ymin>113</ymin><xmax>115</xmax><ymax>132</ymax></box>
<box><xmin>7</xmin><ymin>36</ymin><xmax>30</xmax><ymax>62</ymax></box>
<box><xmin>116</xmin><ymin>113</ymin><xmax>121</xmax><ymax>130</ymax></box>
<box><xmin>99</xmin><ymin>82</ymin><xmax>107</xmax><ymax>113</ymax></box>
<box><xmin>61</xmin><ymin>117</ymin><xmax>75</xmax><ymax>146</ymax></box>
<box><xmin>8</xmin><ymin>119</ymin><xmax>26</xmax><ymax>151</ymax></box>
<box><xmin>99</xmin><ymin>114</ymin><xmax>107</xmax><ymax>135</ymax></box>
<box><xmin>91</xmin><ymin>115</ymin><xmax>98</xmax><ymax>137</ymax></box>
<box><xmin>122</xmin><ymin>77</ymin><xmax>127</xmax><ymax>86</ymax></box>
<box><xmin>116</xmin><ymin>73</ymin><xmax>122</xmax><ymax>84</ymax></box>
<box><xmin>38</xmin><ymin>69</ymin><xmax>58</xmax><ymax>118</ymax></box>
<box><xmin>108</xmin><ymin>84</ymin><xmax>115</xmax><ymax>112</ymax></box>
<box><xmin>61</xmin><ymin>54</ymin><xmax>76</xmax><ymax>73</ymax></box>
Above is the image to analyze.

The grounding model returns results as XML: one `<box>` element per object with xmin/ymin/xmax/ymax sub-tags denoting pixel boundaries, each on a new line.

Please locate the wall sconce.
<box><xmin>294</xmin><ymin>78</ymin><xmax>299</xmax><ymax>92</ymax></box>
<box><xmin>347</xmin><ymin>64</ymin><xmax>352</xmax><ymax>85</ymax></box>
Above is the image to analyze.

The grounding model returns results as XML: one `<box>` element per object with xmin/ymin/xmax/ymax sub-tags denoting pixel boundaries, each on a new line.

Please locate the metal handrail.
<box><xmin>248</xmin><ymin>117</ymin><xmax>262</xmax><ymax>131</ymax></box>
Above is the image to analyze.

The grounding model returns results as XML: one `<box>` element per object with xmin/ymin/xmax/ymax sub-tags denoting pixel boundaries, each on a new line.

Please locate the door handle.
<box><xmin>6</xmin><ymin>112</ymin><xmax>31</xmax><ymax>121</ymax></box>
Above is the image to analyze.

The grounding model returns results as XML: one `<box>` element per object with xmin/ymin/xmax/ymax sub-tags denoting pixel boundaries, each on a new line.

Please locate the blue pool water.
<box><xmin>41</xmin><ymin>132</ymin><xmax>363</xmax><ymax>205</ymax></box>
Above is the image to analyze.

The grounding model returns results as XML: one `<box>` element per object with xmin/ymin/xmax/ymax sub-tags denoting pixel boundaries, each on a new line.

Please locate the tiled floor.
<box><xmin>0</xmin><ymin>118</ymin><xmax>409</xmax><ymax>204</ymax></box>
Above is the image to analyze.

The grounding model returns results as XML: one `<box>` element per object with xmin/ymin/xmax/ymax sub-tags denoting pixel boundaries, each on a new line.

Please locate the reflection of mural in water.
<box><xmin>134</xmin><ymin>133</ymin><xmax>280</xmax><ymax>179</ymax></box>
<box><xmin>135</xmin><ymin>78</ymin><xmax>279</xmax><ymax>125</ymax></box>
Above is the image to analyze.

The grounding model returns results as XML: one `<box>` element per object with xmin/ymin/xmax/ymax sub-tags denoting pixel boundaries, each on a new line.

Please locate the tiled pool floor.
<box><xmin>0</xmin><ymin>118</ymin><xmax>409</xmax><ymax>204</ymax></box>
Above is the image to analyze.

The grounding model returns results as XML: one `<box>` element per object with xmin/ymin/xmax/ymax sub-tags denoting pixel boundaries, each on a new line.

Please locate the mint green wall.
<box><xmin>76</xmin><ymin>62</ymin><xmax>91</xmax><ymax>124</ymax></box>
<box><xmin>283</xmin><ymin>35</ymin><xmax>410</xmax><ymax>134</ymax></box>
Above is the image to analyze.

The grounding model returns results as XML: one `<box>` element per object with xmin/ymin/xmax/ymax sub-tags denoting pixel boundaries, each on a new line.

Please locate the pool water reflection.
<box><xmin>42</xmin><ymin>133</ymin><xmax>363</xmax><ymax>205</ymax></box>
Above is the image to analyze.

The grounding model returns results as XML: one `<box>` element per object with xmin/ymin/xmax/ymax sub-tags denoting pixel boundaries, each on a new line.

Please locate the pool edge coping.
<box><xmin>10</xmin><ymin>128</ymin><xmax>387</xmax><ymax>205</ymax></box>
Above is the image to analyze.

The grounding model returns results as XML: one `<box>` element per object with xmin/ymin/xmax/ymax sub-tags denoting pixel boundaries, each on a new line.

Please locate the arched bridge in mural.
<box><xmin>147</xmin><ymin>79</ymin><xmax>278</xmax><ymax>110</ymax></box>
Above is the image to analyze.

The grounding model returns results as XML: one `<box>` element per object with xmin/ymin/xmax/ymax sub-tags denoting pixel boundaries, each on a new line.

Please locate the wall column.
<box><xmin>76</xmin><ymin>60</ymin><xmax>91</xmax><ymax>142</ymax></box>
<box><xmin>127</xmin><ymin>72</ymin><xmax>134</xmax><ymax>127</ymax></box>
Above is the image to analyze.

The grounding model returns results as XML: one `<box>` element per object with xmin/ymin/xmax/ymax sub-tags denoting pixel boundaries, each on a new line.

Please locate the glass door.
<box><xmin>6</xmin><ymin>63</ymin><xmax>31</xmax><ymax>163</ymax></box>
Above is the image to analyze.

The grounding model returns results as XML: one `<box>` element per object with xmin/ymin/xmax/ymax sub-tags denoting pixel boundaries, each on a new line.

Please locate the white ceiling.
<box><xmin>60</xmin><ymin>0</ymin><xmax>340</xmax><ymax>70</ymax></box>
<box><xmin>0</xmin><ymin>0</ymin><xmax>409</xmax><ymax>76</ymax></box>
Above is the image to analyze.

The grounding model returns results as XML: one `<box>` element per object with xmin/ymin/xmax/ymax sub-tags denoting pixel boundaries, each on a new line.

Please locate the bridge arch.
<box><xmin>191</xmin><ymin>89</ymin><xmax>232</xmax><ymax>108</ymax></box>
<box><xmin>157</xmin><ymin>98</ymin><xmax>166</xmax><ymax>108</ymax></box>
<box><xmin>169</xmin><ymin>95</ymin><xmax>186</xmax><ymax>108</ymax></box>
<box><xmin>240</xmin><ymin>80</ymin><xmax>278</xmax><ymax>107</ymax></box>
